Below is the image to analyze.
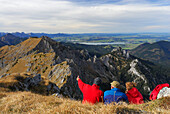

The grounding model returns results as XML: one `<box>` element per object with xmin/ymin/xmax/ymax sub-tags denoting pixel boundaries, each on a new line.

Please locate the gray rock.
<box><xmin>33</xmin><ymin>74</ymin><xmax>41</xmax><ymax>83</ymax></box>
<box><xmin>93</xmin><ymin>55</ymin><xmax>97</xmax><ymax>63</ymax></box>
<box><xmin>26</xmin><ymin>68</ymin><xmax>31</xmax><ymax>72</ymax></box>
<box><xmin>0</xmin><ymin>74</ymin><xmax>6</xmax><ymax>79</ymax></box>
<box><xmin>18</xmin><ymin>74</ymin><xmax>42</xmax><ymax>90</ymax></box>
<box><xmin>0</xmin><ymin>73</ymin><xmax>10</xmax><ymax>79</ymax></box>
<box><xmin>52</xmin><ymin>93</ymin><xmax>63</xmax><ymax>98</ymax></box>
<box><xmin>47</xmin><ymin>82</ymin><xmax>60</xmax><ymax>95</ymax></box>
<box><xmin>8</xmin><ymin>74</ymin><xmax>44</xmax><ymax>93</ymax></box>
<box><xmin>123</xmin><ymin>50</ymin><xmax>126</xmax><ymax>56</ymax></box>
<box><xmin>126</xmin><ymin>51</ymin><xmax>130</xmax><ymax>59</ymax></box>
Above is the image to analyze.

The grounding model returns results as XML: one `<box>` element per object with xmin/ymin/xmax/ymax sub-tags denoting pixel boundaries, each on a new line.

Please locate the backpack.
<box><xmin>149</xmin><ymin>83</ymin><xmax>169</xmax><ymax>100</ymax></box>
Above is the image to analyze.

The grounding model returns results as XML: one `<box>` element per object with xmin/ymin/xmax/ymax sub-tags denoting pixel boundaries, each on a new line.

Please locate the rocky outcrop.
<box><xmin>48</xmin><ymin>61</ymin><xmax>71</xmax><ymax>88</ymax></box>
<box><xmin>128</xmin><ymin>59</ymin><xmax>147</xmax><ymax>83</ymax></box>
<box><xmin>14</xmin><ymin>74</ymin><xmax>42</xmax><ymax>91</ymax></box>
<box><xmin>0</xmin><ymin>73</ymin><xmax>62</xmax><ymax>96</ymax></box>
<box><xmin>47</xmin><ymin>82</ymin><xmax>60</xmax><ymax>95</ymax></box>
<box><xmin>128</xmin><ymin>59</ymin><xmax>150</xmax><ymax>93</ymax></box>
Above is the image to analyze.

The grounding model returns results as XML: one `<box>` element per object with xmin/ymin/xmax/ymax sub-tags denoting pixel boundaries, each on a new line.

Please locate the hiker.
<box><xmin>125</xmin><ymin>82</ymin><xmax>144</xmax><ymax>104</ymax></box>
<box><xmin>150</xmin><ymin>83</ymin><xmax>170</xmax><ymax>100</ymax></box>
<box><xmin>77</xmin><ymin>76</ymin><xmax>104</xmax><ymax>104</ymax></box>
<box><xmin>104</xmin><ymin>81</ymin><xmax>128</xmax><ymax>104</ymax></box>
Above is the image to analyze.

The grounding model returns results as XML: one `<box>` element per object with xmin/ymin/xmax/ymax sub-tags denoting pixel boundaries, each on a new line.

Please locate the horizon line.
<box><xmin>1</xmin><ymin>32</ymin><xmax>170</xmax><ymax>34</ymax></box>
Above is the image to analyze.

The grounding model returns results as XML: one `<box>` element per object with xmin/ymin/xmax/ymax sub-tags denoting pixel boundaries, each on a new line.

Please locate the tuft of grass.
<box><xmin>128</xmin><ymin>97</ymin><xmax>170</xmax><ymax>113</ymax></box>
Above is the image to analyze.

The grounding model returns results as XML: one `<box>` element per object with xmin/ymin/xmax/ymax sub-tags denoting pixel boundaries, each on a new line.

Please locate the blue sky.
<box><xmin>0</xmin><ymin>0</ymin><xmax>170</xmax><ymax>33</ymax></box>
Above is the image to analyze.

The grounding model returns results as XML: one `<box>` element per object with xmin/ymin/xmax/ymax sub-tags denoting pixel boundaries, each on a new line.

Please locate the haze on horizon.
<box><xmin>0</xmin><ymin>0</ymin><xmax>170</xmax><ymax>33</ymax></box>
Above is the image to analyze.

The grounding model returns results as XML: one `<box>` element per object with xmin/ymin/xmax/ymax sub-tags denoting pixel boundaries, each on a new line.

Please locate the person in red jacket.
<box><xmin>77</xmin><ymin>76</ymin><xmax>104</xmax><ymax>104</ymax></box>
<box><xmin>125</xmin><ymin>82</ymin><xmax>144</xmax><ymax>104</ymax></box>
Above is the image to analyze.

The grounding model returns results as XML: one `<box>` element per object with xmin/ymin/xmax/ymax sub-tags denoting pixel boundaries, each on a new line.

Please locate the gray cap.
<box><xmin>93</xmin><ymin>77</ymin><xmax>102</xmax><ymax>86</ymax></box>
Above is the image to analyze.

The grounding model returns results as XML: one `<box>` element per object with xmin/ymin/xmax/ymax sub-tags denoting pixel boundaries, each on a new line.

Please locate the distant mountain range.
<box><xmin>0</xmin><ymin>33</ymin><xmax>26</xmax><ymax>47</ymax></box>
<box><xmin>1</xmin><ymin>32</ymin><xmax>170</xmax><ymax>39</ymax></box>
<box><xmin>0</xmin><ymin>32</ymin><xmax>71</xmax><ymax>38</ymax></box>
<box><xmin>130</xmin><ymin>41</ymin><xmax>170</xmax><ymax>66</ymax></box>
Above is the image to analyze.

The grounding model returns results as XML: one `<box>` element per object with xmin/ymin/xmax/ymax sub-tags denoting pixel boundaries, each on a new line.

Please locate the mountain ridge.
<box><xmin>0</xmin><ymin>36</ymin><xmax>169</xmax><ymax>100</ymax></box>
<box><xmin>130</xmin><ymin>40</ymin><xmax>170</xmax><ymax>66</ymax></box>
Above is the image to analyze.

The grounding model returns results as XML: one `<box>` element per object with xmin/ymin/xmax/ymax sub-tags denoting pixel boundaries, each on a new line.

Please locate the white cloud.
<box><xmin>0</xmin><ymin>0</ymin><xmax>170</xmax><ymax>33</ymax></box>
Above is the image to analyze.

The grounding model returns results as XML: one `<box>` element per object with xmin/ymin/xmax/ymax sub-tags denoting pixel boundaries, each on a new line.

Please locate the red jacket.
<box><xmin>149</xmin><ymin>83</ymin><xmax>169</xmax><ymax>100</ymax></box>
<box><xmin>126</xmin><ymin>87</ymin><xmax>144</xmax><ymax>104</ymax></box>
<box><xmin>78</xmin><ymin>79</ymin><xmax>104</xmax><ymax>104</ymax></box>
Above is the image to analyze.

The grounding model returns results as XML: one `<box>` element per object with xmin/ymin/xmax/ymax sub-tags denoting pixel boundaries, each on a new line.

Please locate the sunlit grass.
<box><xmin>0</xmin><ymin>91</ymin><xmax>169</xmax><ymax>114</ymax></box>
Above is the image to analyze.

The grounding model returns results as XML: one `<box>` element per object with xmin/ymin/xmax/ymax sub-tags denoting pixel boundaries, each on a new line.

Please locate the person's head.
<box><xmin>93</xmin><ymin>77</ymin><xmax>102</xmax><ymax>86</ymax></box>
<box><xmin>110</xmin><ymin>81</ymin><xmax>120</xmax><ymax>89</ymax></box>
<box><xmin>125</xmin><ymin>82</ymin><xmax>136</xmax><ymax>91</ymax></box>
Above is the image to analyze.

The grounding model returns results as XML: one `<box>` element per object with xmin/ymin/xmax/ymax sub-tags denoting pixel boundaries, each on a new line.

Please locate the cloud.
<box><xmin>0</xmin><ymin>0</ymin><xmax>170</xmax><ymax>33</ymax></box>
<box><xmin>145</xmin><ymin>25</ymin><xmax>166</xmax><ymax>29</ymax></box>
<box><xmin>65</xmin><ymin>0</ymin><xmax>170</xmax><ymax>6</ymax></box>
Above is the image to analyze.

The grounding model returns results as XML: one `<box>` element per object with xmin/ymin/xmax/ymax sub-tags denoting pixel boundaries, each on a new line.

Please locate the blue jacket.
<box><xmin>104</xmin><ymin>88</ymin><xmax>128</xmax><ymax>104</ymax></box>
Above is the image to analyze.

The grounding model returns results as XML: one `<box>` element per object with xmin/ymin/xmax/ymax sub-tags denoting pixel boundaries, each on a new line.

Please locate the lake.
<box><xmin>78</xmin><ymin>42</ymin><xmax>126</xmax><ymax>45</ymax></box>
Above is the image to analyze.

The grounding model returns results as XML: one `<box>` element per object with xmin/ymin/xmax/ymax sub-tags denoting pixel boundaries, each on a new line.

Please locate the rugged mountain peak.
<box><xmin>111</xmin><ymin>47</ymin><xmax>130</xmax><ymax>59</ymax></box>
<box><xmin>0</xmin><ymin>36</ymin><xmax>58</xmax><ymax>60</ymax></box>
<box><xmin>0</xmin><ymin>37</ymin><xmax>60</xmax><ymax>75</ymax></box>
<box><xmin>41</xmin><ymin>35</ymin><xmax>53</xmax><ymax>40</ymax></box>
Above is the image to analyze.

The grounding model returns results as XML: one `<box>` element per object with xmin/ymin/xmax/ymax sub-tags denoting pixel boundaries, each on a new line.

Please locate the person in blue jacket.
<box><xmin>104</xmin><ymin>81</ymin><xmax>128</xmax><ymax>104</ymax></box>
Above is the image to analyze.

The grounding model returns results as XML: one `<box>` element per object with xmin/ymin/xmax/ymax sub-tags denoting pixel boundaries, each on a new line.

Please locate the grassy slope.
<box><xmin>0</xmin><ymin>91</ymin><xmax>169</xmax><ymax>114</ymax></box>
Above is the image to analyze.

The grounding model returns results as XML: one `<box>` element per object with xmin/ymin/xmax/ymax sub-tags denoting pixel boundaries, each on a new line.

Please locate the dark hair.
<box><xmin>93</xmin><ymin>77</ymin><xmax>102</xmax><ymax>86</ymax></box>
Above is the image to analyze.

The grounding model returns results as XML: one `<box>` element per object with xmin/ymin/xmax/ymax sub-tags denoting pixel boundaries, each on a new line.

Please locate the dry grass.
<box><xmin>0</xmin><ymin>91</ymin><xmax>169</xmax><ymax>114</ymax></box>
<box><xmin>129</xmin><ymin>97</ymin><xmax>170</xmax><ymax>113</ymax></box>
<box><xmin>0</xmin><ymin>91</ymin><xmax>131</xmax><ymax>114</ymax></box>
